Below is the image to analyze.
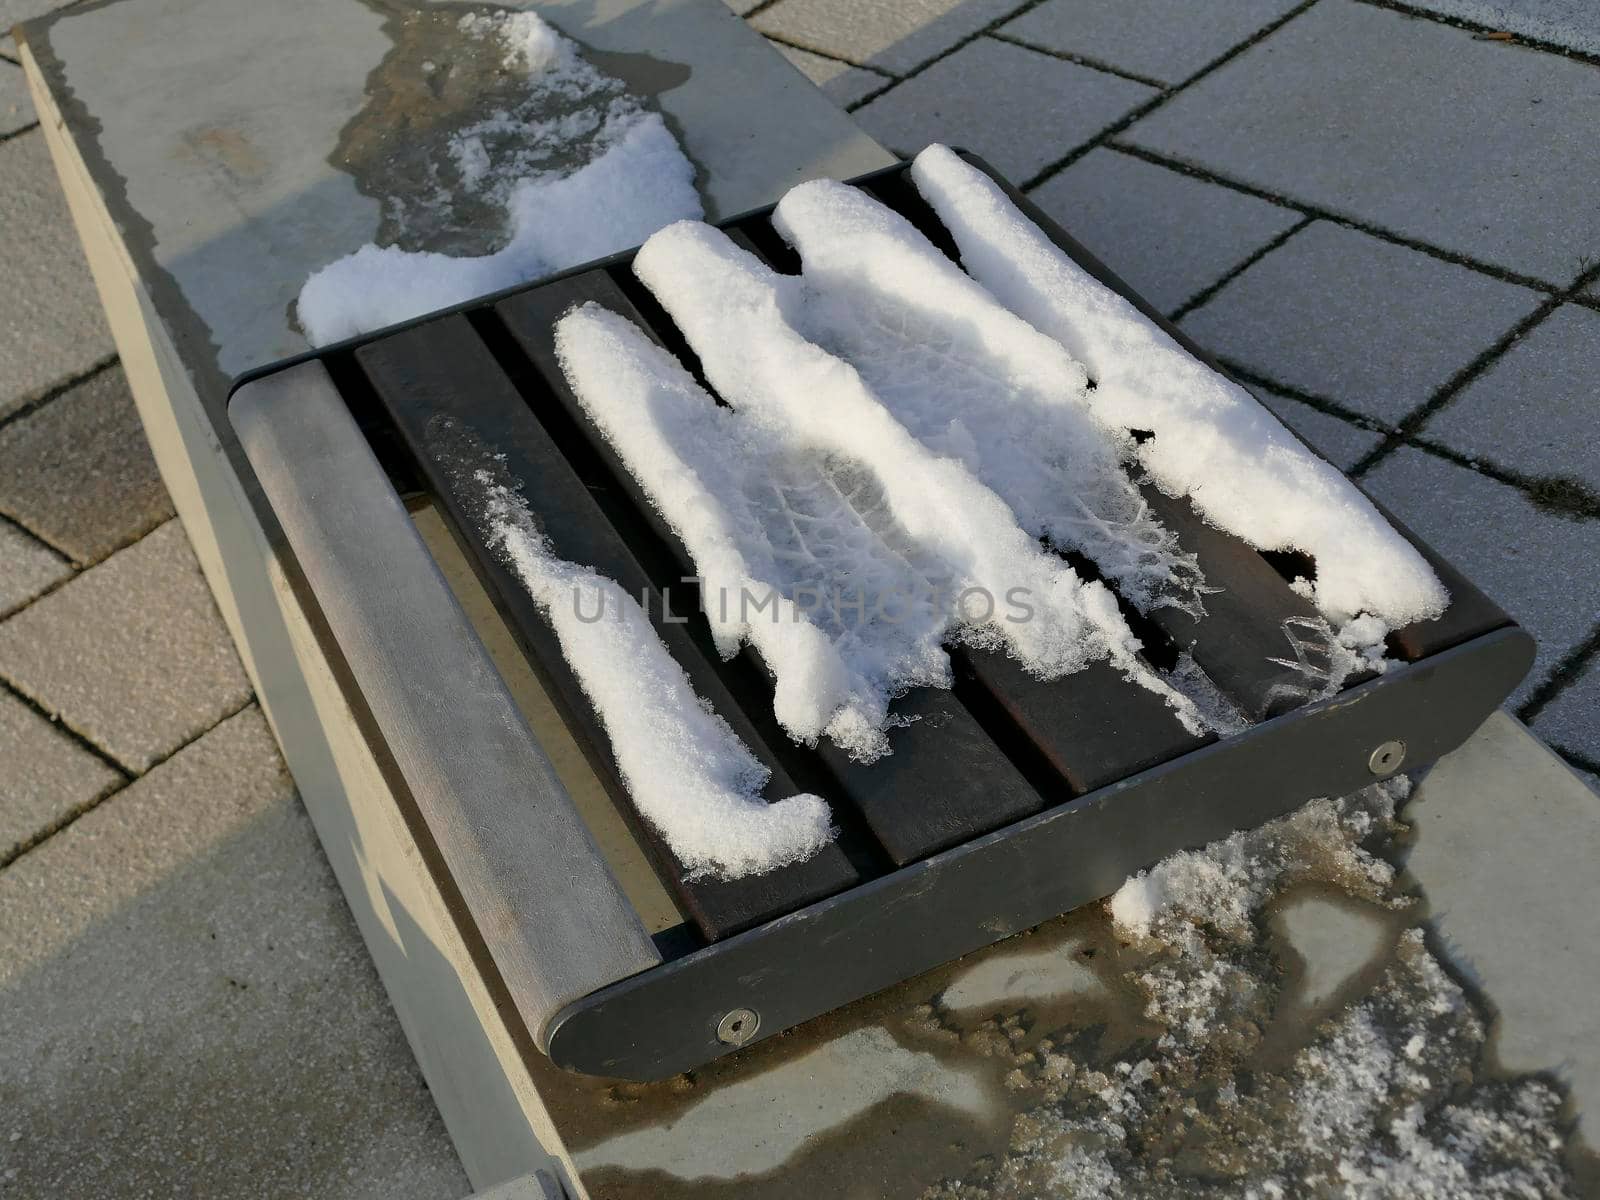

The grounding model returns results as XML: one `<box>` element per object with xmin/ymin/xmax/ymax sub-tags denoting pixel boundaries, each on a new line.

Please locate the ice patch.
<box><xmin>297</xmin><ymin>10</ymin><xmax>701</xmax><ymax>344</ymax></box>
<box><xmin>622</xmin><ymin>220</ymin><xmax>1206</xmax><ymax>751</ymax></box>
<box><xmin>460</xmin><ymin>445</ymin><xmax>835</xmax><ymax>880</ymax></box>
<box><xmin>910</xmin><ymin>144</ymin><xmax>1448</xmax><ymax>634</ymax></box>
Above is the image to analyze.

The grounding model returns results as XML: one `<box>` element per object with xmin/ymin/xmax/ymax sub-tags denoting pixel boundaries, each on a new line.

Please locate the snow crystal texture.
<box><xmin>297</xmin><ymin>11</ymin><xmax>701</xmax><ymax>345</ymax></box>
<box><xmin>595</xmin><ymin>221</ymin><xmax>1205</xmax><ymax>756</ymax></box>
<box><xmin>461</xmin><ymin>444</ymin><xmax>834</xmax><ymax>880</ymax></box>
<box><xmin>910</xmin><ymin>144</ymin><xmax>1447</xmax><ymax>640</ymax></box>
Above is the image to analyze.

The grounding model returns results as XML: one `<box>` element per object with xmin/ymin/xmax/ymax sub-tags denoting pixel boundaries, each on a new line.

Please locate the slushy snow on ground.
<box><xmin>919</xmin><ymin>779</ymin><xmax>1579</xmax><ymax>1198</ymax></box>
<box><xmin>297</xmin><ymin>10</ymin><xmax>700</xmax><ymax>344</ymax></box>
<box><xmin>910</xmin><ymin>144</ymin><xmax>1448</xmax><ymax>647</ymax></box>
<box><xmin>447</xmin><ymin>430</ymin><xmax>834</xmax><ymax>880</ymax></box>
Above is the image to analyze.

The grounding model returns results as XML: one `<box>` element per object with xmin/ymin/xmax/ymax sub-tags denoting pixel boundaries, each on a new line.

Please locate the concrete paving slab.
<box><xmin>1362</xmin><ymin>447</ymin><xmax>1600</xmax><ymax>708</ymax></box>
<box><xmin>0</xmin><ymin>705</ymin><xmax>471</xmax><ymax>1198</ymax></box>
<box><xmin>1252</xmin><ymin>387</ymin><xmax>1385</xmax><ymax>472</ymax></box>
<box><xmin>0</xmin><ymin>363</ymin><xmax>174</xmax><ymax>565</ymax></box>
<box><xmin>0</xmin><ymin>519</ymin><xmax>251</xmax><ymax>772</ymax></box>
<box><xmin>1403</xmin><ymin>0</ymin><xmax>1600</xmax><ymax>54</ymax></box>
<box><xmin>1027</xmin><ymin>146</ymin><xmax>1302</xmax><ymax>314</ymax></box>
<box><xmin>0</xmin><ymin>518</ymin><xmax>68</xmax><ymax>617</ymax></box>
<box><xmin>0</xmin><ymin>55</ymin><xmax>32</xmax><ymax>135</ymax></box>
<box><xmin>1419</xmin><ymin>305</ymin><xmax>1600</xmax><ymax>494</ymax></box>
<box><xmin>1000</xmin><ymin>0</ymin><xmax>1301</xmax><ymax>86</ymax></box>
<box><xmin>855</xmin><ymin>38</ymin><xmax>1154</xmax><ymax>182</ymax></box>
<box><xmin>1404</xmin><ymin>710</ymin><xmax>1600</xmax><ymax>1148</ymax></box>
<box><xmin>1532</xmin><ymin>660</ymin><xmax>1600</xmax><ymax>763</ymax></box>
<box><xmin>0</xmin><ymin>687</ymin><xmax>121</xmax><ymax>860</ymax></box>
<box><xmin>1122</xmin><ymin>0</ymin><xmax>1600</xmax><ymax>287</ymax></box>
<box><xmin>751</xmin><ymin>0</ymin><xmax>1019</xmax><ymax>75</ymax></box>
<box><xmin>772</xmin><ymin>39</ymin><xmax>891</xmax><ymax>108</ymax></box>
<box><xmin>1180</xmin><ymin>221</ymin><xmax>1544</xmax><ymax>425</ymax></box>
<box><xmin>0</xmin><ymin>129</ymin><xmax>114</xmax><ymax>419</ymax></box>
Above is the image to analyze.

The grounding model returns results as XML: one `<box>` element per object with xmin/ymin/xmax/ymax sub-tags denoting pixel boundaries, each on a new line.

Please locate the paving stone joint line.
<box><xmin>0</xmin><ymin>353</ymin><xmax>119</xmax><ymax>437</ymax></box>
<box><xmin>1105</xmin><ymin>141</ymin><xmax>1575</xmax><ymax>297</ymax></box>
<box><xmin>1011</xmin><ymin>0</ymin><xmax>1322</xmax><ymax>189</ymax></box>
<box><xmin>1352</xmin><ymin>258</ymin><xmax>1600</xmax><ymax>479</ymax></box>
<box><xmin>1167</xmin><ymin>215</ymin><xmax>1316</xmax><ymax>321</ymax></box>
<box><xmin>842</xmin><ymin>0</ymin><xmax>1059</xmax><ymax>112</ymax></box>
<box><xmin>1354</xmin><ymin>0</ymin><xmax>1600</xmax><ymax>69</ymax></box>
<box><xmin>985</xmin><ymin>30</ymin><xmax>1169</xmax><ymax>90</ymax></box>
<box><xmin>762</xmin><ymin>30</ymin><xmax>897</xmax><ymax>79</ymax></box>
<box><xmin>1517</xmin><ymin>623</ymin><xmax>1600</xmax><ymax>726</ymax></box>
<box><xmin>0</xmin><ymin>691</ymin><xmax>257</xmax><ymax>873</ymax></box>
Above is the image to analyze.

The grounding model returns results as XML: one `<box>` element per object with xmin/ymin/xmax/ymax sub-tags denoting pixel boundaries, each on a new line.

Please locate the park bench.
<box><xmin>228</xmin><ymin>152</ymin><xmax>1529</xmax><ymax>1080</ymax></box>
<box><xmin>15</xmin><ymin>0</ymin><xmax>1596</xmax><ymax>1193</ymax></box>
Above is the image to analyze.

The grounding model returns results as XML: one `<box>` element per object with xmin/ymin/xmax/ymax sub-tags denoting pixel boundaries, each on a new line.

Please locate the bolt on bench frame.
<box><xmin>229</xmin><ymin>153</ymin><xmax>1534</xmax><ymax>1081</ymax></box>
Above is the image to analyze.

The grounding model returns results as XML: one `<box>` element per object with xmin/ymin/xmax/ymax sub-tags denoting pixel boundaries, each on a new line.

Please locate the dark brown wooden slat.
<box><xmin>957</xmin><ymin>649</ymin><xmax>1209</xmax><ymax>794</ymax></box>
<box><xmin>355</xmin><ymin>316</ymin><xmax>861</xmax><ymax>941</ymax></box>
<box><xmin>1136</xmin><ymin>487</ymin><xmax>1338</xmax><ymax>721</ymax></box>
<box><xmin>496</xmin><ymin>272</ymin><xmax>1050</xmax><ymax>864</ymax></box>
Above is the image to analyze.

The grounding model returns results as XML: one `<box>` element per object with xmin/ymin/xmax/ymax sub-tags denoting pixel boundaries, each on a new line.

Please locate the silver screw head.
<box><xmin>716</xmin><ymin>1007</ymin><xmax>760</xmax><ymax>1046</ymax></box>
<box><xmin>1368</xmin><ymin>739</ymin><xmax>1406</xmax><ymax>775</ymax></box>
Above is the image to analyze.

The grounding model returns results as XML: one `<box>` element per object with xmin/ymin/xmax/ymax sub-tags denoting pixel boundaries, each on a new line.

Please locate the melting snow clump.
<box><xmin>917</xmin><ymin>778</ymin><xmax>1579</xmax><ymax>1198</ymax></box>
<box><xmin>297</xmin><ymin>10</ymin><xmax>700</xmax><ymax>344</ymax></box>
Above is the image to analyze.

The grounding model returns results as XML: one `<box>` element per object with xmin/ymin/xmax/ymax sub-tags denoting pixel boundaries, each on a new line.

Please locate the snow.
<box><xmin>923</xmin><ymin>778</ymin><xmax>1577</xmax><ymax>1198</ymax></box>
<box><xmin>556</xmin><ymin>303</ymin><xmax>955</xmax><ymax>761</ymax></box>
<box><xmin>453</xmin><ymin>437</ymin><xmax>835</xmax><ymax>880</ymax></box>
<box><xmin>909</xmin><ymin>144</ymin><xmax>1448</xmax><ymax>642</ymax></box>
<box><xmin>770</xmin><ymin>177</ymin><xmax>1203</xmax><ymax>617</ymax></box>
<box><xmin>297</xmin><ymin>10</ymin><xmax>701</xmax><ymax>345</ymax></box>
<box><xmin>621</xmin><ymin>220</ymin><xmax>1207</xmax><ymax>753</ymax></box>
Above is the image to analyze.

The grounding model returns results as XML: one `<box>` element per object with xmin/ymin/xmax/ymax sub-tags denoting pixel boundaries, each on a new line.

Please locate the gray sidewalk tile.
<box><xmin>751</xmin><ymin>0</ymin><xmax>1019</xmax><ymax>75</ymax></box>
<box><xmin>1403</xmin><ymin>0</ymin><xmax>1600</xmax><ymax>55</ymax></box>
<box><xmin>1000</xmin><ymin>0</ymin><xmax>1300</xmax><ymax>86</ymax></box>
<box><xmin>0</xmin><ymin>519</ymin><xmax>251</xmax><ymax>773</ymax></box>
<box><xmin>723</xmin><ymin>0</ymin><xmax>765</xmax><ymax>14</ymax></box>
<box><xmin>1419</xmin><ymin>305</ymin><xmax>1600</xmax><ymax>494</ymax></box>
<box><xmin>772</xmin><ymin>40</ymin><xmax>890</xmax><ymax>108</ymax></box>
<box><xmin>0</xmin><ymin>130</ymin><xmax>114</xmax><ymax>419</ymax></box>
<box><xmin>1253</xmin><ymin>388</ymin><xmax>1384</xmax><ymax>472</ymax></box>
<box><xmin>0</xmin><ymin>364</ymin><xmax>173</xmax><ymax>565</ymax></box>
<box><xmin>1179</xmin><ymin>222</ymin><xmax>1544</xmax><ymax>425</ymax></box>
<box><xmin>1533</xmin><ymin>658</ymin><xmax>1600</xmax><ymax>764</ymax></box>
<box><xmin>0</xmin><ymin>706</ymin><xmax>470</xmax><ymax>1199</ymax></box>
<box><xmin>0</xmin><ymin>688</ymin><xmax>121</xmax><ymax>860</ymax></box>
<box><xmin>854</xmin><ymin>38</ymin><xmax>1154</xmax><ymax>182</ymax></box>
<box><xmin>0</xmin><ymin>519</ymin><xmax>68</xmax><ymax>617</ymax></box>
<box><xmin>1</xmin><ymin>57</ymin><xmax>33</xmax><ymax>136</ymax></box>
<box><xmin>1027</xmin><ymin>146</ymin><xmax>1302</xmax><ymax>314</ymax></box>
<box><xmin>1362</xmin><ymin>448</ymin><xmax>1600</xmax><ymax>708</ymax></box>
<box><xmin>1122</xmin><ymin>0</ymin><xmax>1600</xmax><ymax>286</ymax></box>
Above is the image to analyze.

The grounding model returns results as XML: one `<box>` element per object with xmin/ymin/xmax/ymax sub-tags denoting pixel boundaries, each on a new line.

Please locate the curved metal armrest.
<box><xmin>230</xmin><ymin>360</ymin><xmax>659</xmax><ymax>1050</ymax></box>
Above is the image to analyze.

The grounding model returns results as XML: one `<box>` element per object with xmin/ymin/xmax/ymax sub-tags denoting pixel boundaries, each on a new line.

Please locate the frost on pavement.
<box><xmin>600</xmin><ymin>222</ymin><xmax>1207</xmax><ymax>757</ymax></box>
<box><xmin>910</xmin><ymin>144</ymin><xmax>1448</xmax><ymax>648</ymax></box>
<box><xmin>439</xmin><ymin>426</ymin><xmax>834</xmax><ymax>880</ymax></box>
<box><xmin>915</xmin><ymin>779</ymin><xmax>1578</xmax><ymax>1199</ymax></box>
<box><xmin>297</xmin><ymin>10</ymin><xmax>701</xmax><ymax>344</ymax></box>
<box><xmin>770</xmin><ymin>178</ymin><xmax>1202</xmax><ymax>618</ymax></box>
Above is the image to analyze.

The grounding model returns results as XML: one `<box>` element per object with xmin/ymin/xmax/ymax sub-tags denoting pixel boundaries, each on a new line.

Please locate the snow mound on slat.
<box><xmin>465</xmin><ymin>447</ymin><xmax>835</xmax><ymax>880</ymax></box>
<box><xmin>771</xmin><ymin>177</ymin><xmax>1202</xmax><ymax>617</ymax></box>
<box><xmin>910</xmin><ymin>143</ymin><xmax>1447</xmax><ymax>636</ymax></box>
<box><xmin>609</xmin><ymin>221</ymin><xmax>1204</xmax><ymax>755</ymax></box>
